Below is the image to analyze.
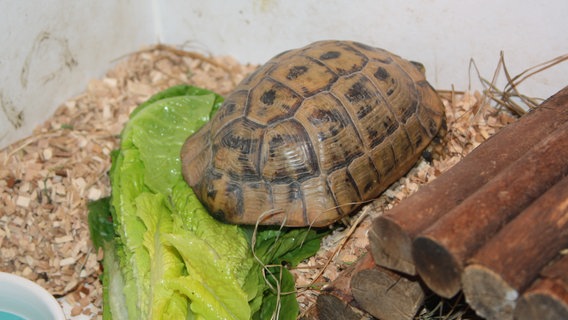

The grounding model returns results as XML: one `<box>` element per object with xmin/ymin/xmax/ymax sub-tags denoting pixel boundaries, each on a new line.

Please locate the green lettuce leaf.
<box><xmin>103</xmin><ymin>238</ymin><xmax>129</xmax><ymax>320</ymax></box>
<box><xmin>87</xmin><ymin>197</ymin><xmax>129</xmax><ymax>320</ymax></box>
<box><xmin>245</xmin><ymin>227</ymin><xmax>327</xmax><ymax>320</ymax></box>
<box><xmin>88</xmin><ymin>84</ymin><xmax>327</xmax><ymax>320</ymax></box>
<box><xmin>136</xmin><ymin>192</ymin><xmax>187</xmax><ymax>319</ymax></box>
<box><xmin>257</xmin><ymin>267</ymin><xmax>298</xmax><ymax>320</ymax></box>
<box><xmin>166</xmin><ymin>180</ymin><xmax>254</xmax><ymax>320</ymax></box>
<box><xmin>124</xmin><ymin>94</ymin><xmax>215</xmax><ymax>195</ymax></box>
<box><xmin>130</xmin><ymin>85</ymin><xmax>223</xmax><ymax>119</ymax></box>
<box><xmin>110</xmin><ymin>84</ymin><xmax>256</xmax><ymax>319</ymax></box>
<box><xmin>166</xmin><ymin>232</ymin><xmax>250</xmax><ymax>320</ymax></box>
<box><xmin>110</xmin><ymin>147</ymin><xmax>149</xmax><ymax>319</ymax></box>
<box><xmin>170</xmin><ymin>180</ymin><xmax>254</xmax><ymax>288</ymax></box>
<box><xmin>87</xmin><ymin>198</ymin><xmax>114</xmax><ymax>250</ymax></box>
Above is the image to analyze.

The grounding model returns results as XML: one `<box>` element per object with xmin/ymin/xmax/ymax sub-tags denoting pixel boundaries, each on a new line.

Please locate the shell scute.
<box><xmin>347</xmin><ymin>155</ymin><xmax>382</xmax><ymax>199</ymax></box>
<box><xmin>295</xmin><ymin>93</ymin><xmax>365</xmax><ymax>173</ymax></box>
<box><xmin>267</xmin><ymin>55</ymin><xmax>337</xmax><ymax>97</ymax></box>
<box><xmin>310</xmin><ymin>40</ymin><xmax>369</xmax><ymax>76</ymax></box>
<box><xmin>260</xmin><ymin>119</ymin><xmax>319</xmax><ymax>183</ymax></box>
<box><xmin>331</xmin><ymin>74</ymin><xmax>398</xmax><ymax>149</ymax></box>
<box><xmin>212</xmin><ymin>118</ymin><xmax>262</xmax><ymax>180</ymax></box>
<box><xmin>326</xmin><ymin>166</ymin><xmax>361</xmax><ymax>215</ymax></box>
<box><xmin>246</xmin><ymin>78</ymin><xmax>303</xmax><ymax>125</ymax></box>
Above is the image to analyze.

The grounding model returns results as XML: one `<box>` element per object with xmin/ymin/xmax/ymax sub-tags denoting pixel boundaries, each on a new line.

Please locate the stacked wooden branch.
<box><xmin>368</xmin><ymin>86</ymin><xmax>568</xmax><ymax>319</ymax></box>
<box><xmin>514</xmin><ymin>254</ymin><xmax>568</xmax><ymax>320</ymax></box>
<box><xmin>305</xmin><ymin>251</ymin><xmax>426</xmax><ymax>320</ymax></box>
<box><xmin>311</xmin><ymin>86</ymin><xmax>568</xmax><ymax>320</ymax></box>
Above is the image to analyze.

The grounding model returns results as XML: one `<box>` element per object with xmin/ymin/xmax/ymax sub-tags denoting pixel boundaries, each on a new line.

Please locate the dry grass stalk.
<box><xmin>469</xmin><ymin>51</ymin><xmax>568</xmax><ymax>115</ymax></box>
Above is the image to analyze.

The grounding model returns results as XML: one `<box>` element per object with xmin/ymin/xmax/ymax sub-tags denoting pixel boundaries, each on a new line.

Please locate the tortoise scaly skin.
<box><xmin>181</xmin><ymin>40</ymin><xmax>445</xmax><ymax>227</ymax></box>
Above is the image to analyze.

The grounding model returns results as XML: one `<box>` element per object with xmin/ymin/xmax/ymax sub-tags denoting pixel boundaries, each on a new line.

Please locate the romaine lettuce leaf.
<box><xmin>110</xmin><ymin>85</ymin><xmax>257</xmax><ymax>319</ymax></box>
<box><xmin>88</xmin><ymin>85</ymin><xmax>327</xmax><ymax>320</ymax></box>
<box><xmin>87</xmin><ymin>198</ymin><xmax>124</xmax><ymax>320</ymax></box>
<box><xmin>124</xmin><ymin>95</ymin><xmax>217</xmax><ymax>195</ymax></box>
<box><xmin>170</xmin><ymin>180</ymin><xmax>253</xmax><ymax>286</ymax></box>
<box><xmin>130</xmin><ymin>85</ymin><xmax>223</xmax><ymax>119</ymax></box>
<box><xmin>166</xmin><ymin>232</ymin><xmax>250</xmax><ymax>320</ymax></box>
<box><xmin>166</xmin><ymin>179</ymin><xmax>254</xmax><ymax>320</ymax></box>
<box><xmin>136</xmin><ymin>192</ymin><xmax>187</xmax><ymax>319</ymax></box>
<box><xmin>103</xmin><ymin>238</ymin><xmax>129</xmax><ymax>320</ymax></box>
<box><xmin>110</xmin><ymin>147</ymin><xmax>150</xmax><ymax>319</ymax></box>
<box><xmin>87</xmin><ymin>198</ymin><xmax>114</xmax><ymax>250</ymax></box>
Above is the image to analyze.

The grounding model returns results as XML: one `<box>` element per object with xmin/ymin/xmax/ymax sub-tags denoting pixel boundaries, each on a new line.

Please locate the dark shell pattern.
<box><xmin>181</xmin><ymin>40</ymin><xmax>445</xmax><ymax>227</ymax></box>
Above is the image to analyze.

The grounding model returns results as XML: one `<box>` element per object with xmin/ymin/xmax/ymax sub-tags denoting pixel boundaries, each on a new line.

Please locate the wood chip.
<box><xmin>70</xmin><ymin>305</ymin><xmax>83</xmax><ymax>317</ymax></box>
<box><xmin>55</xmin><ymin>235</ymin><xmax>74</xmax><ymax>243</ymax></box>
<box><xmin>60</xmin><ymin>257</ymin><xmax>77</xmax><ymax>267</ymax></box>
<box><xmin>15</xmin><ymin>196</ymin><xmax>30</xmax><ymax>208</ymax></box>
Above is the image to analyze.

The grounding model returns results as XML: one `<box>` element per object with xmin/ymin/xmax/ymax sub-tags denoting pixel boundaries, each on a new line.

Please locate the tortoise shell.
<box><xmin>181</xmin><ymin>40</ymin><xmax>445</xmax><ymax>227</ymax></box>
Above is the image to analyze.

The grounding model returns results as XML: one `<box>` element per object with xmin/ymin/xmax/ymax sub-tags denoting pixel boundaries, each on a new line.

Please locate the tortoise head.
<box><xmin>410</xmin><ymin>61</ymin><xmax>426</xmax><ymax>74</ymax></box>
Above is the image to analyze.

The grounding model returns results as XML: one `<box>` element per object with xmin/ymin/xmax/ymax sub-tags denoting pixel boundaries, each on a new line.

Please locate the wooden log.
<box><xmin>311</xmin><ymin>252</ymin><xmax>375</xmax><ymax>320</ymax></box>
<box><xmin>411</xmin><ymin>119</ymin><xmax>568</xmax><ymax>298</ymax></box>
<box><xmin>461</xmin><ymin>174</ymin><xmax>568</xmax><ymax>320</ymax></box>
<box><xmin>514</xmin><ymin>254</ymin><xmax>568</xmax><ymax>320</ymax></box>
<box><xmin>313</xmin><ymin>251</ymin><xmax>426</xmax><ymax>320</ymax></box>
<box><xmin>351</xmin><ymin>263</ymin><xmax>425</xmax><ymax>320</ymax></box>
<box><xmin>321</xmin><ymin>252</ymin><xmax>376</xmax><ymax>305</ymax></box>
<box><xmin>368</xmin><ymin>86</ymin><xmax>568</xmax><ymax>275</ymax></box>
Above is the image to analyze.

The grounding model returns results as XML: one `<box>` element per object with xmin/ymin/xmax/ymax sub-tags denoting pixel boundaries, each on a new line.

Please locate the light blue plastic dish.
<box><xmin>0</xmin><ymin>272</ymin><xmax>65</xmax><ymax>320</ymax></box>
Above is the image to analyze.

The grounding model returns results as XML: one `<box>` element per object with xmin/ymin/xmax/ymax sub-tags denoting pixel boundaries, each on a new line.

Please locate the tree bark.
<box><xmin>412</xmin><ymin>120</ymin><xmax>568</xmax><ymax>298</ymax></box>
<box><xmin>461</xmin><ymin>175</ymin><xmax>568</xmax><ymax>320</ymax></box>
<box><xmin>368</xmin><ymin>86</ymin><xmax>568</xmax><ymax>275</ymax></box>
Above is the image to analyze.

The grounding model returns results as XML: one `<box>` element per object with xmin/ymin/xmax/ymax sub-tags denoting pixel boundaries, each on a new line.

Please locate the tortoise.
<box><xmin>181</xmin><ymin>40</ymin><xmax>445</xmax><ymax>227</ymax></box>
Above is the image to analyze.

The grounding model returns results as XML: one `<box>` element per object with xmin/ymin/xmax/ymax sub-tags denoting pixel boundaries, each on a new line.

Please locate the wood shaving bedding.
<box><xmin>0</xmin><ymin>45</ymin><xmax>256</xmax><ymax>318</ymax></box>
<box><xmin>0</xmin><ymin>45</ymin><xmax>516</xmax><ymax>318</ymax></box>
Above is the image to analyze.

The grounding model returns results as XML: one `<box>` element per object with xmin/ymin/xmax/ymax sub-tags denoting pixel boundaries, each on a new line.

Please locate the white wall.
<box><xmin>1</xmin><ymin>0</ymin><xmax>567</xmax><ymax>149</ymax></box>
<box><xmin>160</xmin><ymin>0</ymin><xmax>567</xmax><ymax>100</ymax></box>
<box><xmin>0</xmin><ymin>1</ymin><xmax>156</xmax><ymax>149</ymax></box>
